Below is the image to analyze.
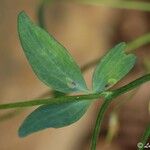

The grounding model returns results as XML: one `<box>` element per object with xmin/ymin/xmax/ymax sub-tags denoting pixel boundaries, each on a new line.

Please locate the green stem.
<box><xmin>91</xmin><ymin>99</ymin><xmax>111</xmax><ymax>150</ymax></box>
<box><xmin>37</xmin><ymin>1</ymin><xmax>46</xmax><ymax>29</ymax></box>
<box><xmin>79</xmin><ymin>0</ymin><xmax>150</xmax><ymax>12</ymax></box>
<box><xmin>0</xmin><ymin>93</ymin><xmax>101</xmax><ymax>110</ymax></box>
<box><xmin>37</xmin><ymin>0</ymin><xmax>54</xmax><ymax>29</ymax></box>
<box><xmin>127</xmin><ymin>33</ymin><xmax>150</xmax><ymax>52</ymax></box>
<box><xmin>111</xmin><ymin>74</ymin><xmax>150</xmax><ymax>99</ymax></box>
<box><xmin>0</xmin><ymin>74</ymin><xmax>150</xmax><ymax>110</ymax></box>
<box><xmin>138</xmin><ymin>124</ymin><xmax>150</xmax><ymax>150</ymax></box>
<box><xmin>90</xmin><ymin>74</ymin><xmax>150</xmax><ymax>150</ymax></box>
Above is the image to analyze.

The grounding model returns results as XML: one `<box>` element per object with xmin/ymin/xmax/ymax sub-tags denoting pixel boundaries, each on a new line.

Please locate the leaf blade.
<box><xmin>92</xmin><ymin>42</ymin><xmax>136</xmax><ymax>93</ymax></box>
<box><xmin>18</xmin><ymin>11</ymin><xmax>87</xmax><ymax>93</ymax></box>
<box><xmin>19</xmin><ymin>101</ymin><xmax>91</xmax><ymax>137</ymax></box>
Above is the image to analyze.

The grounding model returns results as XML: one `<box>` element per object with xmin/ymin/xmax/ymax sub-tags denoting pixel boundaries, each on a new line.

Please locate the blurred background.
<box><xmin>0</xmin><ymin>0</ymin><xmax>150</xmax><ymax>150</ymax></box>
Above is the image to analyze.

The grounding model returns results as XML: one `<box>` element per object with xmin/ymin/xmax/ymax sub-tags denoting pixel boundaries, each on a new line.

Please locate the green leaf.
<box><xmin>18</xmin><ymin>11</ymin><xmax>87</xmax><ymax>93</ymax></box>
<box><xmin>92</xmin><ymin>42</ymin><xmax>136</xmax><ymax>93</ymax></box>
<box><xmin>18</xmin><ymin>11</ymin><xmax>91</xmax><ymax>138</ymax></box>
<box><xmin>19</xmin><ymin>101</ymin><xmax>91</xmax><ymax>137</ymax></box>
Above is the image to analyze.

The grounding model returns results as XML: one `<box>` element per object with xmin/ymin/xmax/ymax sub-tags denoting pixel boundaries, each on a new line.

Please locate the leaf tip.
<box><xmin>18</xmin><ymin>120</ymin><xmax>31</xmax><ymax>138</ymax></box>
<box><xmin>116</xmin><ymin>42</ymin><xmax>126</xmax><ymax>50</ymax></box>
<box><xmin>119</xmin><ymin>41</ymin><xmax>126</xmax><ymax>46</ymax></box>
<box><xmin>18</xmin><ymin>11</ymin><xmax>27</xmax><ymax>20</ymax></box>
<box><xmin>18</xmin><ymin>11</ymin><xmax>32</xmax><ymax>28</ymax></box>
<box><xmin>18</xmin><ymin>126</ymin><xmax>27</xmax><ymax>138</ymax></box>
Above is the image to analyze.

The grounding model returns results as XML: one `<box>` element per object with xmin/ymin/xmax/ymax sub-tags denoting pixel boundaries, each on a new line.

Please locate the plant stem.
<box><xmin>111</xmin><ymin>74</ymin><xmax>150</xmax><ymax>99</ymax></box>
<box><xmin>0</xmin><ymin>74</ymin><xmax>149</xmax><ymax>110</ymax></box>
<box><xmin>37</xmin><ymin>0</ymin><xmax>54</xmax><ymax>29</ymax></box>
<box><xmin>138</xmin><ymin>123</ymin><xmax>150</xmax><ymax>150</ymax></box>
<box><xmin>90</xmin><ymin>74</ymin><xmax>150</xmax><ymax>150</ymax></box>
<box><xmin>0</xmin><ymin>93</ymin><xmax>101</xmax><ymax>110</ymax></box>
<box><xmin>37</xmin><ymin>1</ymin><xmax>46</xmax><ymax>29</ymax></box>
<box><xmin>91</xmin><ymin>99</ymin><xmax>111</xmax><ymax>150</ymax></box>
<box><xmin>127</xmin><ymin>33</ymin><xmax>150</xmax><ymax>52</ymax></box>
<box><xmin>0</xmin><ymin>91</ymin><xmax>51</xmax><ymax>122</ymax></box>
<box><xmin>79</xmin><ymin>0</ymin><xmax>150</xmax><ymax>12</ymax></box>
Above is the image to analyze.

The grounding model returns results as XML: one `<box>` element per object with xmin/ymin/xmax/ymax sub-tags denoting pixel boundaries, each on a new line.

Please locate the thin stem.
<box><xmin>79</xmin><ymin>0</ymin><xmax>150</xmax><ymax>12</ymax></box>
<box><xmin>91</xmin><ymin>99</ymin><xmax>111</xmax><ymax>150</ymax></box>
<box><xmin>127</xmin><ymin>33</ymin><xmax>150</xmax><ymax>52</ymax></box>
<box><xmin>90</xmin><ymin>74</ymin><xmax>150</xmax><ymax>150</ymax></box>
<box><xmin>138</xmin><ymin>123</ymin><xmax>150</xmax><ymax>150</ymax></box>
<box><xmin>37</xmin><ymin>1</ymin><xmax>46</xmax><ymax>29</ymax></box>
<box><xmin>37</xmin><ymin>0</ymin><xmax>54</xmax><ymax>29</ymax></box>
<box><xmin>0</xmin><ymin>90</ymin><xmax>51</xmax><ymax>122</ymax></box>
<box><xmin>0</xmin><ymin>74</ymin><xmax>149</xmax><ymax>110</ymax></box>
<box><xmin>0</xmin><ymin>93</ymin><xmax>102</xmax><ymax>110</ymax></box>
<box><xmin>111</xmin><ymin>74</ymin><xmax>150</xmax><ymax>99</ymax></box>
